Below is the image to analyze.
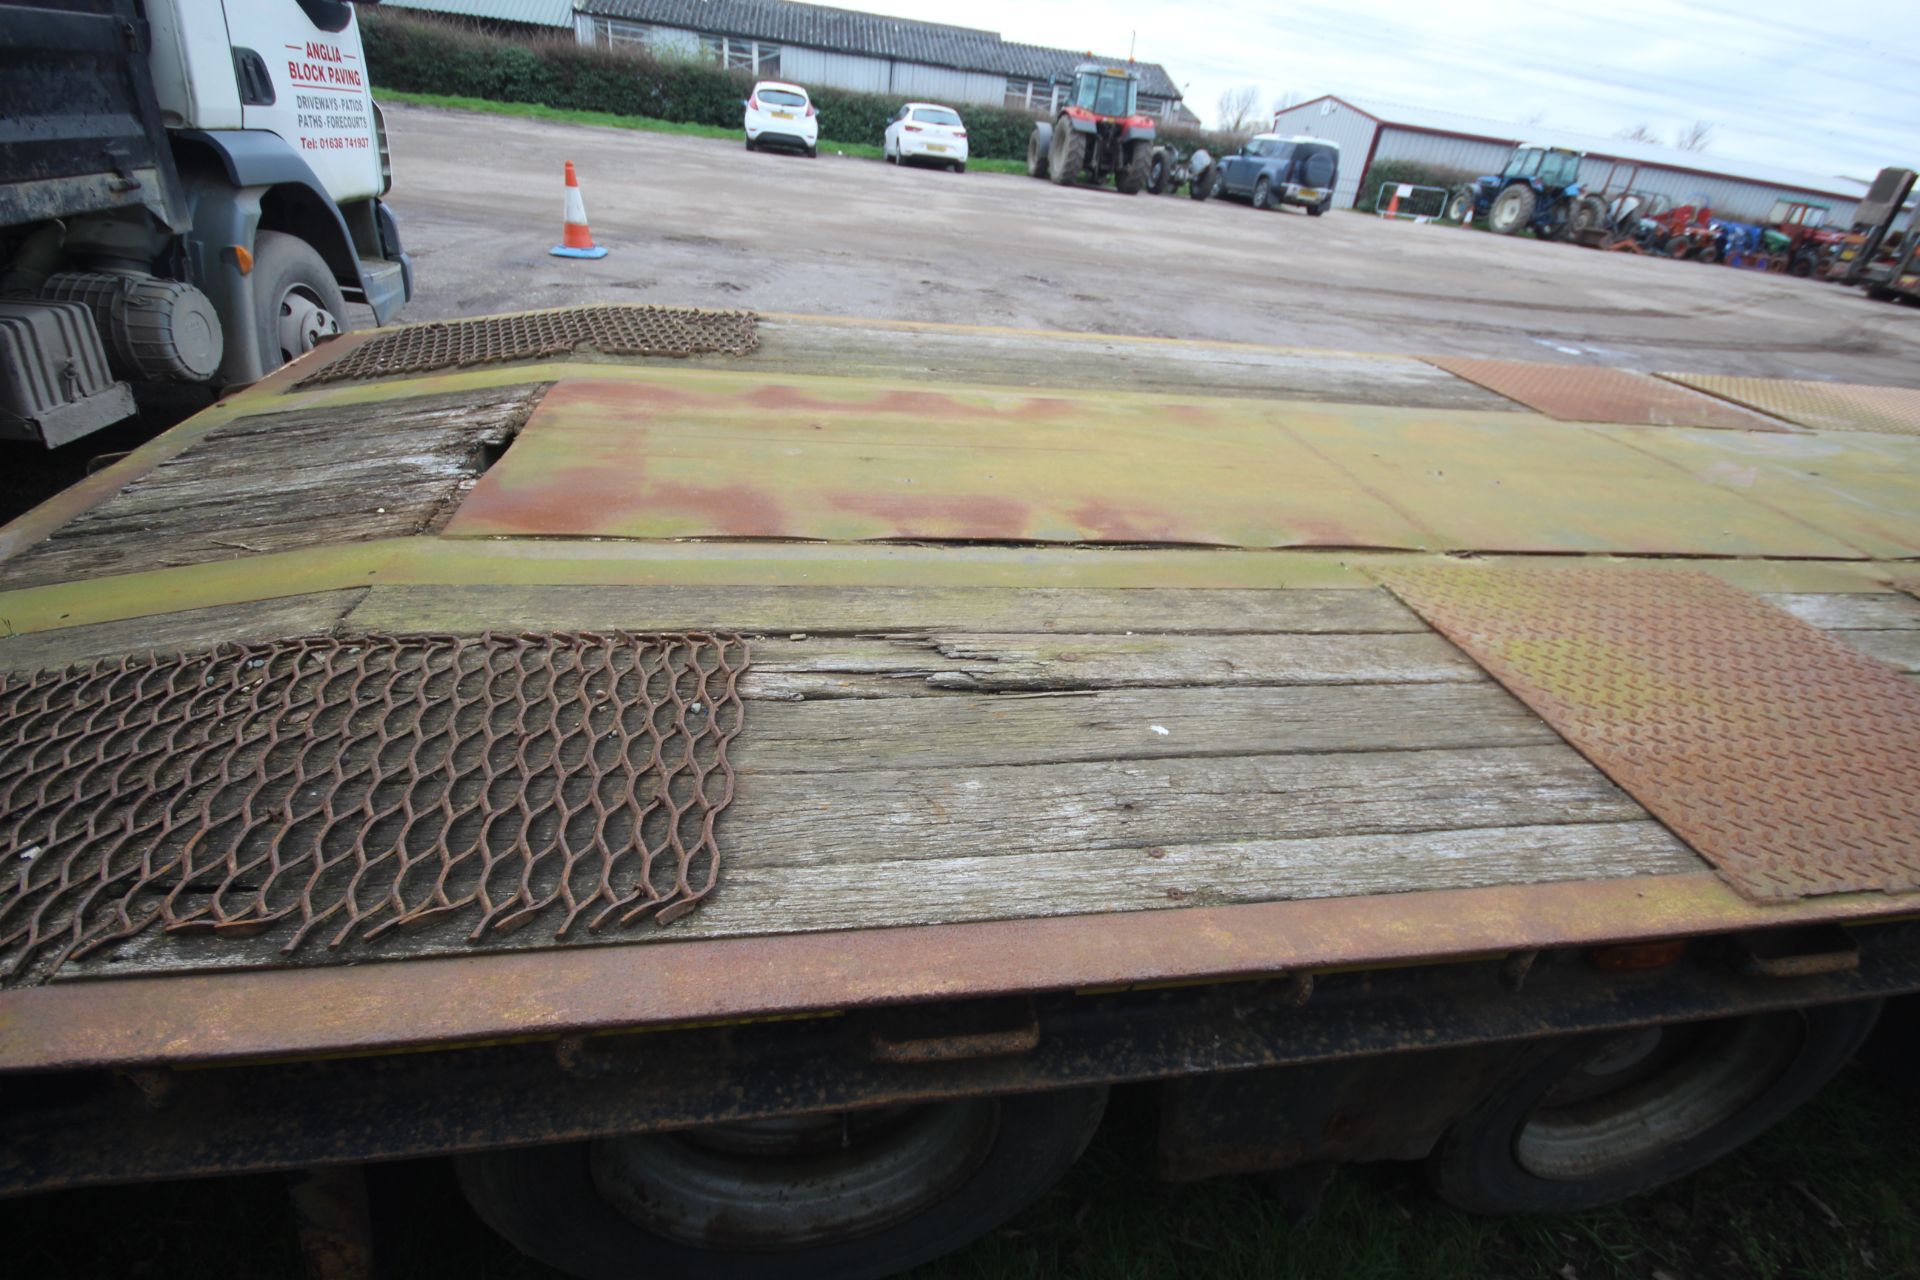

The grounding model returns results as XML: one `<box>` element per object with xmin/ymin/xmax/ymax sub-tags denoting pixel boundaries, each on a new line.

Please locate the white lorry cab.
<box><xmin>0</xmin><ymin>0</ymin><xmax>411</xmax><ymax>447</ymax></box>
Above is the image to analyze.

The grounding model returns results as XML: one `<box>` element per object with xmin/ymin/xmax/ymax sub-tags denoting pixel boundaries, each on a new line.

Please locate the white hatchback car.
<box><xmin>743</xmin><ymin>81</ymin><xmax>818</xmax><ymax>157</ymax></box>
<box><xmin>884</xmin><ymin>103</ymin><xmax>969</xmax><ymax>172</ymax></box>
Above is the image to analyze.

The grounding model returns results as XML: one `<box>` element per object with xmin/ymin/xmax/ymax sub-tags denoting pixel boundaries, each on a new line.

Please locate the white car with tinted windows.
<box><xmin>884</xmin><ymin>103</ymin><xmax>969</xmax><ymax>172</ymax></box>
<box><xmin>744</xmin><ymin>81</ymin><xmax>818</xmax><ymax>157</ymax></box>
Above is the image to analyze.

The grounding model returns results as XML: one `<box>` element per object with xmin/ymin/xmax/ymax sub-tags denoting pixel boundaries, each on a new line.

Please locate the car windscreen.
<box><xmin>912</xmin><ymin>108</ymin><xmax>962</xmax><ymax>127</ymax></box>
<box><xmin>758</xmin><ymin>90</ymin><xmax>807</xmax><ymax>108</ymax></box>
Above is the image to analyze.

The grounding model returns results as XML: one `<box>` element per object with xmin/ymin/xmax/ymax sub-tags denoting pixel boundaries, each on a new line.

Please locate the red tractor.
<box><xmin>1766</xmin><ymin>199</ymin><xmax>1845</xmax><ymax>277</ymax></box>
<box><xmin>1026</xmin><ymin>63</ymin><xmax>1157</xmax><ymax>194</ymax></box>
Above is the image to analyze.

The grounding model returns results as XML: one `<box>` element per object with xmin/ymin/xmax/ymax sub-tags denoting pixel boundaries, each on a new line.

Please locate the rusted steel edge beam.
<box><xmin>3</xmin><ymin>871</ymin><xmax>1913</xmax><ymax>1073</ymax></box>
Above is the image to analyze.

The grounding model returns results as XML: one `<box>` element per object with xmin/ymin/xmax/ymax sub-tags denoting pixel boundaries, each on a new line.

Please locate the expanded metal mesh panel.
<box><xmin>1377</xmin><ymin>563</ymin><xmax>1920</xmax><ymax>902</ymax></box>
<box><xmin>1656</xmin><ymin>374</ymin><xmax>1920</xmax><ymax>438</ymax></box>
<box><xmin>300</xmin><ymin>306</ymin><xmax>759</xmax><ymax>386</ymax></box>
<box><xmin>0</xmin><ymin>631</ymin><xmax>748</xmax><ymax>986</ymax></box>
<box><xmin>1423</xmin><ymin>358</ymin><xmax>1786</xmax><ymax>431</ymax></box>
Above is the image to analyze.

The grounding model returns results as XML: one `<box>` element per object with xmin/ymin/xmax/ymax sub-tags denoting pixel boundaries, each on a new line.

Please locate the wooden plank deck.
<box><xmin>5</xmin><ymin>582</ymin><xmax>1912</xmax><ymax>984</ymax></box>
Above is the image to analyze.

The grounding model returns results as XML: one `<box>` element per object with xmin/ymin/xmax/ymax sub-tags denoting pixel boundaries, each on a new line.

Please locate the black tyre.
<box><xmin>953</xmin><ymin>161</ymin><xmax>966</xmax><ymax>174</ymax></box>
<box><xmin>457</xmin><ymin>1088</ymin><xmax>1107</xmax><ymax>1280</ymax></box>
<box><xmin>249</xmin><ymin>230</ymin><xmax>345</xmax><ymax>374</ymax></box>
<box><xmin>805</xmin><ymin>145</ymin><xmax>818</xmax><ymax>159</ymax></box>
<box><xmin>1698</xmin><ymin>242</ymin><xmax>1721</xmax><ymax>265</ymax></box>
<box><xmin>1428</xmin><ymin>1002</ymin><xmax>1880</xmax><ymax>1216</ymax></box>
<box><xmin>1790</xmin><ymin>252</ymin><xmax>1816</xmax><ymax>277</ymax></box>
<box><xmin>744</xmin><ymin>137</ymin><xmax>755</xmax><ymax>151</ymax></box>
<box><xmin>1570</xmin><ymin>194</ymin><xmax>1607</xmax><ymax>237</ymax></box>
<box><xmin>1117</xmin><ymin>142</ymin><xmax>1150</xmax><ymax>195</ymax></box>
<box><xmin>1487</xmin><ymin>183</ymin><xmax>1537</xmax><ymax>235</ymax></box>
<box><xmin>1049</xmin><ymin>127</ymin><xmax>1086</xmax><ymax>186</ymax></box>
<box><xmin>1025</xmin><ymin>124</ymin><xmax>1052</xmax><ymax>178</ymax></box>
<box><xmin>1190</xmin><ymin>165</ymin><xmax>1217</xmax><ymax>201</ymax></box>
<box><xmin>1446</xmin><ymin>185</ymin><xmax>1478</xmax><ymax>223</ymax></box>
<box><xmin>1147</xmin><ymin>150</ymin><xmax>1169</xmax><ymax>195</ymax></box>
<box><xmin>1252</xmin><ymin>175</ymin><xmax>1273</xmax><ymax>210</ymax></box>
<box><xmin>1308</xmin><ymin>195</ymin><xmax>1330</xmax><ymax>217</ymax></box>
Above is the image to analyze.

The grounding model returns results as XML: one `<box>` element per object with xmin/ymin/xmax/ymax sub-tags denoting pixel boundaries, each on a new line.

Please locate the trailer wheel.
<box><xmin>1427</xmin><ymin>1001</ymin><xmax>1879</xmax><ymax>1215</ymax></box>
<box><xmin>250</xmin><ymin>231</ymin><xmax>345</xmax><ymax>372</ymax></box>
<box><xmin>1050</xmin><ymin>127</ymin><xmax>1086</xmax><ymax>186</ymax></box>
<box><xmin>456</xmin><ymin>1087</ymin><xmax>1107</xmax><ymax>1280</ymax></box>
<box><xmin>1487</xmin><ymin>184</ymin><xmax>1536</xmax><ymax>235</ymax></box>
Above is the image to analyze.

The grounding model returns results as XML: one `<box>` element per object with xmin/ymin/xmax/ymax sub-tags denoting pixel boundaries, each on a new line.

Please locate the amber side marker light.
<box><xmin>1588</xmin><ymin>940</ymin><xmax>1689</xmax><ymax>971</ymax></box>
<box><xmin>230</xmin><ymin>244</ymin><xmax>253</xmax><ymax>275</ymax></box>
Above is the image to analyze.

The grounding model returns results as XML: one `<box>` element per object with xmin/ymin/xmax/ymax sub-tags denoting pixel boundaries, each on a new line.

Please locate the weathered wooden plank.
<box><xmin>741</xmin><ymin>631</ymin><xmax>1481</xmax><ymax>699</ymax></box>
<box><xmin>690</xmin><ymin>821</ymin><xmax>1699</xmax><ymax>938</ymax></box>
<box><xmin>0</xmin><ymin>591</ymin><xmax>367</xmax><ymax>673</ymax></box>
<box><xmin>344</xmin><ymin>583</ymin><xmax>1424</xmax><ymax>637</ymax></box>
<box><xmin>1837</xmin><ymin>628</ymin><xmax>1920</xmax><ymax>673</ymax></box>
<box><xmin>735</xmin><ymin>683</ymin><xmax>1557</xmax><ymax>772</ymax></box>
<box><xmin>72</xmin><ymin>819</ymin><xmax>1693</xmax><ymax>978</ymax></box>
<box><xmin>725</xmin><ymin>745</ymin><xmax>1642</xmax><ymax>869</ymax></box>
<box><xmin>1766</xmin><ymin>592</ymin><xmax>1920</xmax><ymax>630</ymax></box>
<box><xmin>0</xmin><ymin>384</ymin><xmax>545</xmax><ymax>590</ymax></box>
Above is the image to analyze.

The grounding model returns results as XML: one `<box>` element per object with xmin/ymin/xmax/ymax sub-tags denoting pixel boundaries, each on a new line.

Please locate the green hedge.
<box><xmin>1352</xmin><ymin>159</ymin><xmax>1479</xmax><ymax>213</ymax></box>
<box><xmin>361</xmin><ymin>9</ymin><xmax>1050</xmax><ymax>161</ymax></box>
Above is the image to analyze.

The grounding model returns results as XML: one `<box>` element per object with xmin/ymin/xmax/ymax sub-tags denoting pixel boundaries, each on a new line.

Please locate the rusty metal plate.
<box><xmin>445</xmin><ymin>375</ymin><xmax>1437</xmax><ymax>549</ymax></box>
<box><xmin>1376</xmin><ymin>563</ymin><xmax>1920</xmax><ymax>902</ymax></box>
<box><xmin>0</xmin><ymin>631</ymin><xmax>748</xmax><ymax>986</ymax></box>
<box><xmin>299</xmin><ymin>306</ymin><xmax>759</xmax><ymax>386</ymax></box>
<box><xmin>1658</xmin><ymin>374</ymin><xmax>1920</xmax><ymax>438</ymax></box>
<box><xmin>1423</xmin><ymin>358</ymin><xmax>1787</xmax><ymax>431</ymax></box>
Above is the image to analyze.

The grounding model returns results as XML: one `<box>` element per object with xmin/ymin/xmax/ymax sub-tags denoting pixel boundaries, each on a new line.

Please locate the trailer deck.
<box><xmin>2</xmin><ymin>308</ymin><xmax>1917</xmax><ymax>1074</ymax></box>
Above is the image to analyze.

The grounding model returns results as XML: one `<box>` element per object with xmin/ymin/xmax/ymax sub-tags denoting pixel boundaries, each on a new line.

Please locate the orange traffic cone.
<box><xmin>550</xmin><ymin>160</ymin><xmax>608</xmax><ymax>259</ymax></box>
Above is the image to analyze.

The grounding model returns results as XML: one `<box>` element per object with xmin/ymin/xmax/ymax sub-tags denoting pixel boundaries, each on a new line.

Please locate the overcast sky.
<box><xmin>865</xmin><ymin>0</ymin><xmax>1915</xmax><ymax>182</ymax></box>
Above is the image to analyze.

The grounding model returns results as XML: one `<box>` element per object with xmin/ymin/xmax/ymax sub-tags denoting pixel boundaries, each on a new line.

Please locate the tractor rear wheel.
<box><xmin>1446</xmin><ymin>185</ymin><xmax>1478</xmax><ymax>223</ymax></box>
<box><xmin>1049</xmin><ymin>127</ymin><xmax>1086</xmax><ymax>186</ymax></box>
<box><xmin>1118</xmin><ymin>143</ymin><xmax>1151</xmax><ymax>195</ymax></box>
<box><xmin>1487</xmin><ymin>184</ymin><xmax>1536</xmax><ymax>235</ymax></box>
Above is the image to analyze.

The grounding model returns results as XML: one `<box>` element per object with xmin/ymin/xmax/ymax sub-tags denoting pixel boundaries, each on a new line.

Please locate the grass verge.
<box><xmin>376</xmin><ymin>90</ymin><xmax>1027</xmax><ymax>173</ymax></box>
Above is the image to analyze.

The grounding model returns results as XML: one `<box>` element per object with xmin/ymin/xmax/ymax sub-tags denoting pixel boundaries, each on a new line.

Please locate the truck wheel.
<box><xmin>1118</xmin><ymin>143</ymin><xmax>1151</xmax><ymax>195</ymax></box>
<box><xmin>1487</xmin><ymin>184</ymin><xmax>1536</xmax><ymax>235</ymax></box>
<box><xmin>1252</xmin><ymin>176</ymin><xmax>1273</xmax><ymax>210</ymax></box>
<box><xmin>455</xmin><ymin>1087</ymin><xmax>1108</xmax><ymax>1280</ymax></box>
<box><xmin>1050</xmin><ymin>128</ymin><xmax>1086</xmax><ymax>186</ymax></box>
<box><xmin>250</xmin><ymin>230</ymin><xmax>345</xmax><ymax>371</ymax></box>
<box><xmin>1427</xmin><ymin>1001</ymin><xmax>1880</xmax><ymax>1215</ymax></box>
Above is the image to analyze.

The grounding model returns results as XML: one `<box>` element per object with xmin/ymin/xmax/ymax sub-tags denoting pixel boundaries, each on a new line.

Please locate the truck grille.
<box><xmin>0</xmin><ymin>631</ymin><xmax>748</xmax><ymax>986</ymax></box>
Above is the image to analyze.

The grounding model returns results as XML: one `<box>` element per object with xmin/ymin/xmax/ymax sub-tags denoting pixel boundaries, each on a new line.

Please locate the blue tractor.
<box><xmin>1445</xmin><ymin>144</ymin><xmax>1608</xmax><ymax>240</ymax></box>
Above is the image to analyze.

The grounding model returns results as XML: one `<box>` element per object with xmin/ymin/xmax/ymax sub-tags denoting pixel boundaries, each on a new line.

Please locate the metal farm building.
<box><xmin>1270</xmin><ymin>94</ymin><xmax>1864</xmax><ymax>224</ymax></box>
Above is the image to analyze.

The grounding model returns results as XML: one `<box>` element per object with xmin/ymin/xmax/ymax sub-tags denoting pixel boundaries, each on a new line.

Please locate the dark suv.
<box><xmin>1207</xmin><ymin>134</ymin><xmax>1340</xmax><ymax>215</ymax></box>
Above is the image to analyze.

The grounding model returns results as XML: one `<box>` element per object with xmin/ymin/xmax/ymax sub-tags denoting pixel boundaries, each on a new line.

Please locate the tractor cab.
<box><xmin>1501</xmin><ymin>145</ymin><xmax>1584</xmax><ymax>190</ymax></box>
<box><xmin>1068</xmin><ymin>64</ymin><xmax>1141</xmax><ymax>121</ymax></box>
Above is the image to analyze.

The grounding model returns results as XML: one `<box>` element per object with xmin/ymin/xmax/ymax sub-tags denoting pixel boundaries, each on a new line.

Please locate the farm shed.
<box><xmin>1271</xmin><ymin>94</ymin><xmax>1865</xmax><ymax>223</ymax></box>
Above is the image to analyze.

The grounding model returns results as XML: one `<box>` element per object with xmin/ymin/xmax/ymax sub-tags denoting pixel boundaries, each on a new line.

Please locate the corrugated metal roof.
<box><xmin>382</xmin><ymin>0</ymin><xmax>578</xmax><ymax>25</ymax></box>
<box><xmin>1286</xmin><ymin>94</ymin><xmax>1863</xmax><ymax>202</ymax></box>
<box><xmin>581</xmin><ymin>0</ymin><xmax>1183</xmax><ymax>98</ymax></box>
